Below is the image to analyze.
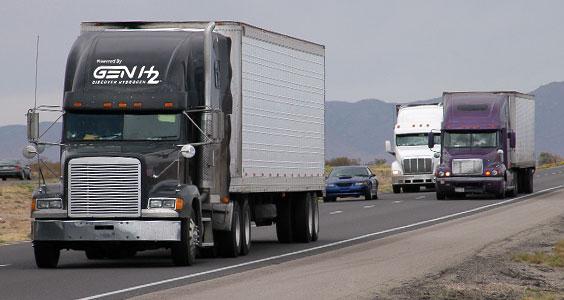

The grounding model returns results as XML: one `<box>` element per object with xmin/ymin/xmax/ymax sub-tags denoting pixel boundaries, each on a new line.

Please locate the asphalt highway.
<box><xmin>1</xmin><ymin>165</ymin><xmax>563</xmax><ymax>300</ymax></box>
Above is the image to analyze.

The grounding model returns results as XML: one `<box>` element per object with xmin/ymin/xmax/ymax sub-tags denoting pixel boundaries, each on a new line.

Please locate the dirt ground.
<box><xmin>0</xmin><ymin>181</ymin><xmax>34</xmax><ymax>242</ymax></box>
<box><xmin>378</xmin><ymin>216</ymin><xmax>564</xmax><ymax>300</ymax></box>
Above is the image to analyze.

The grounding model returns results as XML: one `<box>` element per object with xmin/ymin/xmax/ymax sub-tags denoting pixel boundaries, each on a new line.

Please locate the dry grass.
<box><xmin>512</xmin><ymin>240</ymin><xmax>564</xmax><ymax>268</ymax></box>
<box><xmin>0</xmin><ymin>182</ymin><xmax>35</xmax><ymax>242</ymax></box>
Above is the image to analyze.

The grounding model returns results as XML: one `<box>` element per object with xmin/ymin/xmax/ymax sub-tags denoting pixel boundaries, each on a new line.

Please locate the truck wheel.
<box><xmin>85</xmin><ymin>249</ymin><xmax>105</xmax><ymax>259</ymax></box>
<box><xmin>34</xmin><ymin>242</ymin><xmax>60</xmax><ymax>268</ymax></box>
<box><xmin>392</xmin><ymin>185</ymin><xmax>401</xmax><ymax>194</ymax></box>
<box><xmin>521</xmin><ymin>169</ymin><xmax>534</xmax><ymax>194</ymax></box>
<box><xmin>293</xmin><ymin>193</ymin><xmax>313</xmax><ymax>243</ymax></box>
<box><xmin>172</xmin><ymin>209</ymin><xmax>198</xmax><ymax>266</ymax></box>
<box><xmin>496</xmin><ymin>184</ymin><xmax>506</xmax><ymax>199</ymax></box>
<box><xmin>276</xmin><ymin>197</ymin><xmax>293</xmax><ymax>243</ymax></box>
<box><xmin>239</xmin><ymin>200</ymin><xmax>251</xmax><ymax>256</ymax></box>
<box><xmin>311</xmin><ymin>193</ymin><xmax>319</xmax><ymax>242</ymax></box>
<box><xmin>436</xmin><ymin>192</ymin><xmax>446</xmax><ymax>200</ymax></box>
<box><xmin>216</xmin><ymin>201</ymin><xmax>242</xmax><ymax>257</ymax></box>
<box><xmin>323</xmin><ymin>196</ymin><xmax>336</xmax><ymax>202</ymax></box>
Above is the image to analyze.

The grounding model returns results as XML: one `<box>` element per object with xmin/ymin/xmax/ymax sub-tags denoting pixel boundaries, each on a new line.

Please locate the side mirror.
<box><xmin>509</xmin><ymin>132</ymin><xmax>516</xmax><ymax>148</ymax></box>
<box><xmin>428</xmin><ymin>132</ymin><xmax>435</xmax><ymax>149</ymax></box>
<box><xmin>27</xmin><ymin>110</ymin><xmax>39</xmax><ymax>142</ymax></box>
<box><xmin>497</xmin><ymin>149</ymin><xmax>504</xmax><ymax>163</ymax></box>
<box><xmin>180</xmin><ymin>144</ymin><xmax>196</xmax><ymax>158</ymax></box>
<box><xmin>22</xmin><ymin>144</ymin><xmax>38</xmax><ymax>159</ymax></box>
<box><xmin>385</xmin><ymin>140</ymin><xmax>394</xmax><ymax>155</ymax></box>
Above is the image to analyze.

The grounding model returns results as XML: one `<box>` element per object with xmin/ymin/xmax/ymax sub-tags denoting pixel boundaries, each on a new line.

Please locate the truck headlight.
<box><xmin>354</xmin><ymin>182</ymin><xmax>367</xmax><ymax>186</ymax></box>
<box><xmin>438</xmin><ymin>171</ymin><xmax>444</xmax><ymax>177</ymax></box>
<box><xmin>491</xmin><ymin>170</ymin><xmax>498</xmax><ymax>176</ymax></box>
<box><xmin>36</xmin><ymin>198</ymin><xmax>63</xmax><ymax>210</ymax></box>
<box><xmin>392</xmin><ymin>170</ymin><xmax>401</xmax><ymax>175</ymax></box>
<box><xmin>149</xmin><ymin>197</ymin><xmax>179</xmax><ymax>209</ymax></box>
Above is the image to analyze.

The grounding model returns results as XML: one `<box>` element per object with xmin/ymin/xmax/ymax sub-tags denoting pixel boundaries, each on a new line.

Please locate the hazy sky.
<box><xmin>2</xmin><ymin>0</ymin><xmax>564</xmax><ymax>126</ymax></box>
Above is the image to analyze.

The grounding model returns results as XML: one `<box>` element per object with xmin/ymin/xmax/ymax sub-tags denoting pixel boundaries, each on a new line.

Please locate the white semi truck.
<box><xmin>385</xmin><ymin>103</ymin><xmax>443</xmax><ymax>193</ymax></box>
<box><xmin>26</xmin><ymin>21</ymin><xmax>325</xmax><ymax>268</ymax></box>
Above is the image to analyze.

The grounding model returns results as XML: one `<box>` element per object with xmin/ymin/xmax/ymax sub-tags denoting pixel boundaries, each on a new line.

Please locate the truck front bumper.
<box><xmin>391</xmin><ymin>174</ymin><xmax>435</xmax><ymax>186</ymax></box>
<box><xmin>436</xmin><ymin>176</ymin><xmax>504</xmax><ymax>194</ymax></box>
<box><xmin>32</xmin><ymin>220</ymin><xmax>181</xmax><ymax>241</ymax></box>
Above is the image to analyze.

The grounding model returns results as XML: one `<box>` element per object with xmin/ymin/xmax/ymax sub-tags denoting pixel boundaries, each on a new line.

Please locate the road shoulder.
<box><xmin>132</xmin><ymin>190</ymin><xmax>564</xmax><ymax>300</ymax></box>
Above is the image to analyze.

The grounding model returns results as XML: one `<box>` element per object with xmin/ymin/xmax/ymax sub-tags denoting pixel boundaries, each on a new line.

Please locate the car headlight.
<box><xmin>326</xmin><ymin>183</ymin><xmax>336</xmax><ymax>187</ymax></box>
<box><xmin>354</xmin><ymin>182</ymin><xmax>367</xmax><ymax>186</ymax></box>
<box><xmin>35</xmin><ymin>198</ymin><xmax>63</xmax><ymax>210</ymax></box>
<box><xmin>149</xmin><ymin>197</ymin><xmax>181</xmax><ymax>209</ymax></box>
<box><xmin>392</xmin><ymin>170</ymin><xmax>401</xmax><ymax>175</ymax></box>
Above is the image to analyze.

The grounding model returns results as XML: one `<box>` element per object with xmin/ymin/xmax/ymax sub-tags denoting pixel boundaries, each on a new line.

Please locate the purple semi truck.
<box><xmin>428</xmin><ymin>91</ymin><xmax>535</xmax><ymax>200</ymax></box>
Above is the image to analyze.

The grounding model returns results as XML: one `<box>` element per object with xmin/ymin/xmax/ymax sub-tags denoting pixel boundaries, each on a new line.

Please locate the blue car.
<box><xmin>324</xmin><ymin>166</ymin><xmax>378</xmax><ymax>202</ymax></box>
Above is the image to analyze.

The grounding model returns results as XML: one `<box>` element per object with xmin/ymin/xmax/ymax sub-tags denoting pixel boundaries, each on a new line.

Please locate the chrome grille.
<box><xmin>403</xmin><ymin>158</ymin><xmax>432</xmax><ymax>174</ymax></box>
<box><xmin>68</xmin><ymin>157</ymin><xmax>141</xmax><ymax>218</ymax></box>
<box><xmin>452</xmin><ymin>159</ymin><xmax>483</xmax><ymax>175</ymax></box>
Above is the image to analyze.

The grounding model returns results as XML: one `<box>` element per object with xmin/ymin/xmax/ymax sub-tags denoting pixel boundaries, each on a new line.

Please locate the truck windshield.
<box><xmin>396</xmin><ymin>133</ymin><xmax>440</xmax><ymax>146</ymax></box>
<box><xmin>65</xmin><ymin>113</ymin><xmax>181</xmax><ymax>141</ymax></box>
<box><xmin>444</xmin><ymin>131</ymin><xmax>499</xmax><ymax>148</ymax></box>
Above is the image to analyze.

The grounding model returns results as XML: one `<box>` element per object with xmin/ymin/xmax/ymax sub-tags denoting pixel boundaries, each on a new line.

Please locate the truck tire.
<box><xmin>85</xmin><ymin>249</ymin><xmax>105</xmax><ymax>259</ymax></box>
<box><xmin>311</xmin><ymin>192</ymin><xmax>319</xmax><ymax>242</ymax></box>
<box><xmin>392</xmin><ymin>185</ymin><xmax>401</xmax><ymax>194</ymax></box>
<box><xmin>521</xmin><ymin>169</ymin><xmax>534</xmax><ymax>194</ymax></box>
<box><xmin>293</xmin><ymin>193</ymin><xmax>313</xmax><ymax>243</ymax></box>
<box><xmin>436</xmin><ymin>191</ymin><xmax>446</xmax><ymax>200</ymax></box>
<box><xmin>276</xmin><ymin>197</ymin><xmax>293</xmax><ymax>243</ymax></box>
<box><xmin>216</xmin><ymin>201</ymin><xmax>242</xmax><ymax>257</ymax></box>
<box><xmin>172</xmin><ymin>209</ymin><xmax>198</xmax><ymax>266</ymax></box>
<box><xmin>239</xmin><ymin>200</ymin><xmax>251</xmax><ymax>256</ymax></box>
<box><xmin>34</xmin><ymin>242</ymin><xmax>60</xmax><ymax>268</ymax></box>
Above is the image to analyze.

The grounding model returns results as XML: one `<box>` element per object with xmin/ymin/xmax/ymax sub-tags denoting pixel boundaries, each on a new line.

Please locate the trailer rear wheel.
<box><xmin>521</xmin><ymin>169</ymin><xmax>534</xmax><ymax>194</ymax></box>
<box><xmin>311</xmin><ymin>192</ymin><xmax>320</xmax><ymax>242</ymax></box>
<box><xmin>239</xmin><ymin>200</ymin><xmax>251</xmax><ymax>256</ymax></box>
<box><xmin>216</xmin><ymin>201</ymin><xmax>242</xmax><ymax>257</ymax></box>
<box><xmin>293</xmin><ymin>193</ymin><xmax>313</xmax><ymax>243</ymax></box>
<box><xmin>276</xmin><ymin>197</ymin><xmax>293</xmax><ymax>243</ymax></box>
<box><xmin>34</xmin><ymin>242</ymin><xmax>60</xmax><ymax>268</ymax></box>
<box><xmin>392</xmin><ymin>185</ymin><xmax>401</xmax><ymax>194</ymax></box>
<box><xmin>436</xmin><ymin>192</ymin><xmax>446</xmax><ymax>200</ymax></box>
<box><xmin>172</xmin><ymin>209</ymin><xmax>198</xmax><ymax>266</ymax></box>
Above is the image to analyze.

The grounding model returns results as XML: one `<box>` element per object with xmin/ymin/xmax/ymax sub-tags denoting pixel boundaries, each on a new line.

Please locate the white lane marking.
<box><xmin>363</xmin><ymin>205</ymin><xmax>374</xmax><ymax>209</ymax></box>
<box><xmin>552</xmin><ymin>173</ymin><xmax>556</xmax><ymax>175</ymax></box>
<box><xmin>76</xmin><ymin>185</ymin><xmax>564</xmax><ymax>300</ymax></box>
<box><xmin>393</xmin><ymin>200</ymin><xmax>403</xmax><ymax>203</ymax></box>
<box><xmin>329</xmin><ymin>211</ymin><xmax>343</xmax><ymax>215</ymax></box>
<box><xmin>0</xmin><ymin>264</ymin><xmax>10</xmax><ymax>267</ymax></box>
<box><xmin>545</xmin><ymin>174</ymin><xmax>549</xmax><ymax>176</ymax></box>
<box><xmin>416</xmin><ymin>196</ymin><xmax>426</xmax><ymax>200</ymax></box>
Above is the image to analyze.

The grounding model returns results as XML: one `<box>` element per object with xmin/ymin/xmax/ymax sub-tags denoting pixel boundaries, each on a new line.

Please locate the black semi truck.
<box><xmin>25</xmin><ymin>21</ymin><xmax>325</xmax><ymax>268</ymax></box>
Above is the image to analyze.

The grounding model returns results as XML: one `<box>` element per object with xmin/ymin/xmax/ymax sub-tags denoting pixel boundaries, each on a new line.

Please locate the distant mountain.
<box><xmin>0</xmin><ymin>122</ymin><xmax>61</xmax><ymax>162</ymax></box>
<box><xmin>1</xmin><ymin>82</ymin><xmax>563</xmax><ymax>164</ymax></box>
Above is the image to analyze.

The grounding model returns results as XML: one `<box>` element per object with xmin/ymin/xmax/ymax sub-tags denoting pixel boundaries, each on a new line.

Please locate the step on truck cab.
<box><xmin>385</xmin><ymin>103</ymin><xmax>443</xmax><ymax>193</ymax></box>
<box><xmin>25</xmin><ymin>21</ymin><xmax>325</xmax><ymax>268</ymax></box>
<box><xmin>429</xmin><ymin>91</ymin><xmax>535</xmax><ymax>200</ymax></box>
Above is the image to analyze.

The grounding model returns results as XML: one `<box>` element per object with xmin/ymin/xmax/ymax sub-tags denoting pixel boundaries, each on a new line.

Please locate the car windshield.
<box><xmin>396</xmin><ymin>133</ymin><xmax>440</xmax><ymax>146</ymax></box>
<box><xmin>444</xmin><ymin>131</ymin><xmax>500</xmax><ymax>148</ymax></box>
<box><xmin>328</xmin><ymin>167</ymin><xmax>369</xmax><ymax>178</ymax></box>
<box><xmin>65</xmin><ymin>113</ymin><xmax>181</xmax><ymax>141</ymax></box>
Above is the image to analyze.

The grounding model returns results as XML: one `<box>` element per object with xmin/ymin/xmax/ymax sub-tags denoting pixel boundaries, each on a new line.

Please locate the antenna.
<box><xmin>34</xmin><ymin>36</ymin><xmax>39</xmax><ymax>109</ymax></box>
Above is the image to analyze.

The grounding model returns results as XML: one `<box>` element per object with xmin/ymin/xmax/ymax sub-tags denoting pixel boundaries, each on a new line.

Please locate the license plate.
<box><xmin>455</xmin><ymin>187</ymin><xmax>464</xmax><ymax>193</ymax></box>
